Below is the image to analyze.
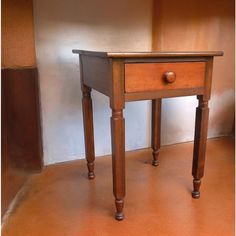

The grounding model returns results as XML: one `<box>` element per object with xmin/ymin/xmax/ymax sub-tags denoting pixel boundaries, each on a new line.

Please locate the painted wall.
<box><xmin>33</xmin><ymin>0</ymin><xmax>153</xmax><ymax>164</ymax></box>
<box><xmin>153</xmin><ymin>0</ymin><xmax>235</xmax><ymax>143</ymax></box>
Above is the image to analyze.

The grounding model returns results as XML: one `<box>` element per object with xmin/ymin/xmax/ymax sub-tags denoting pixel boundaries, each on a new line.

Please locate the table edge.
<box><xmin>72</xmin><ymin>49</ymin><xmax>224</xmax><ymax>58</ymax></box>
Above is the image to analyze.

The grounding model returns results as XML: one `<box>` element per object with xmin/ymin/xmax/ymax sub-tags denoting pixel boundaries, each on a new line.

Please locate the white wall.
<box><xmin>34</xmin><ymin>0</ymin><xmax>233</xmax><ymax>165</ymax></box>
<box><xmin>33</xmin><ymin>0</ymin><xmax>153</xmax><ymax>164</ymax></box>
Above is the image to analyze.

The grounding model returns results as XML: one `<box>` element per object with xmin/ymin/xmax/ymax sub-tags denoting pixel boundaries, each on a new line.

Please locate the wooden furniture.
<box><xmin>72</xmin><ymin>50</ymin><xmax>223</xmax><ymax>220</ymax></box>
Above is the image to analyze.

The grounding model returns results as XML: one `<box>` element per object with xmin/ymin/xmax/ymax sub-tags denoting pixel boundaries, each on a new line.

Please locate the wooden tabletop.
<box><xmin>72</xmin><ymin>50</ymin><xmax>224</xmax><ymax>58</ymax></box>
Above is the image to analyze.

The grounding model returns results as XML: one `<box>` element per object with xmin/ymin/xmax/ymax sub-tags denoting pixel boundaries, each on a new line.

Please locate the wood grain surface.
<box><xmin>125</xmin><ymin>62</ymin><xmax>206</xmax><ymax>93</ymax></box>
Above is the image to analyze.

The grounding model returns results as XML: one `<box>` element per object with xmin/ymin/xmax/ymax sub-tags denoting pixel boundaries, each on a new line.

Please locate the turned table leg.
<box><xmin>82</xmin><ymin>84</ymin><xmax>95</xmax><ymax>179</ymax></box>
<box><xmin>192</xmin><ymin>95</ymin><xmax>209</xmax><ymax>198</ymax></box>
<box><xmin>111</xmin><ymin>108</ymin><xmax>125</xmax><ymax>220</ymax></box>
<box><xmin>151</xmin><ymin>99</ymin><xmax>162</xmax><ymax>166</ymax></box>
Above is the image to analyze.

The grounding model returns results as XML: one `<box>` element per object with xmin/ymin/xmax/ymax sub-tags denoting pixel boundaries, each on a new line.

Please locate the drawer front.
<box><xmin>125</xmin><ymin>62</ymin><xmax>206</xmax><ymax>93</ymax></box>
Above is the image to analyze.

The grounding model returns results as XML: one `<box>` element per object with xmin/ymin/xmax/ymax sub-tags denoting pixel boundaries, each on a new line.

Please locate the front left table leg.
<box><xmin>82</xmin><ymin>84</ymin><xmax>95</xmax><ymax>179</ymax></box>
<box><xmin>111</xmin><ymin>108</ymin><xmax>125</xmax><ymax>220</ymax></box>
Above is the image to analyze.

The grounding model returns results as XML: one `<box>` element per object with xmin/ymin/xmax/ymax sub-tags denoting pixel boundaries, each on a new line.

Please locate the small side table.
<box><xmin>73</xmin><ymin>50</ymin><xmax>223</xmax><ymax>220</ymax></box>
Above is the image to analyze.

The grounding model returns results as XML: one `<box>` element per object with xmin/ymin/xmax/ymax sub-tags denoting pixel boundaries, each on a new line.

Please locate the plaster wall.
<box><xmin>33</xmin><ymin>0</ymin><xmax>153</xmax><ymax>164</ymax></box>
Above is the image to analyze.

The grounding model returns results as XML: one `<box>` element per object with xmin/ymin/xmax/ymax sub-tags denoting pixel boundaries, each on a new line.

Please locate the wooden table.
<box><xmin>73</xmin><ymin>50</ymin><xmax>223</xmax><ymax>220</ymax></box>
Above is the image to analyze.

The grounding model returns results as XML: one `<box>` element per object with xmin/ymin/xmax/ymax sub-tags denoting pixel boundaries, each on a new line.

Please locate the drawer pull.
<box><xmin>163</xmin><ymin>71</ymin><xmax>176</xmax><ymax>83</ymax></box>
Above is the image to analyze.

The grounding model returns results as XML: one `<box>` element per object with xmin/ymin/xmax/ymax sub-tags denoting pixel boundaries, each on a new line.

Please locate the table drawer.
<box><xmin>125</xmin><ymin>62</ymin><xmax>206</xmax><ymax>93</ymax></box>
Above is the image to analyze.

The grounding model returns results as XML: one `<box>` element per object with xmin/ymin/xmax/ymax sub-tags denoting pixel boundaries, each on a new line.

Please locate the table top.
<box><xmin>72</xmin><ymin>50</ymin><xmax>224</xmax><ymax>58</ymax></box>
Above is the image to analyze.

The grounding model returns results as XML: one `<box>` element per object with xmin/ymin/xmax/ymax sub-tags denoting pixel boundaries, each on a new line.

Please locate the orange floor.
<box><xmin>2</xmin><ymin>167</ymin><xmax>29</xmax><ymax>216</ymax></box>
<box><xmin>2</xmin><ymin>137</ymin><xmax>235</xmax><ymax>236</ymax></box>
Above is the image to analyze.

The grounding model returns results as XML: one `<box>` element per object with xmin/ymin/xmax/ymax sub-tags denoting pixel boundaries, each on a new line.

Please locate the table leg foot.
<box><xmin>152</xmin><ymin>160</ymin><xmax>159</xmax><ymax>166</ymax></box>
<box><xmin>87</xmin><ymin>163</ymin><xmax>95</xmax><ymax>179</ymax></box>
<box><xmin>192</xmin><ymin>178</ymin><xmax>201</xmax><ymax>199</ymax></box>
<box><xmin>152</xmin><ymin>150</ymin><xmax>159</xmax><ymax>166</ymax></box>
<box><xmin>115</xmin><ymin>199</ymin><xmax>124</xmax><ymax>221</ymax></box>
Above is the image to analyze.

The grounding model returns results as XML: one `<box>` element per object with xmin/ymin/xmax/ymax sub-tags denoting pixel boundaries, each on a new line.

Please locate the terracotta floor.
<box><xmin>2</xmin><ymin>137</ymin><xmax>235</xmax><ymax>236</ymax></box>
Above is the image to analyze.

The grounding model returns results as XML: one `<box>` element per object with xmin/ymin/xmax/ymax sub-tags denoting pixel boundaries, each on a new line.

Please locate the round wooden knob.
<box><xmin>163</xmin><ymin>71</ymin><xmax>176</xmax><ymax>83</ymax></box>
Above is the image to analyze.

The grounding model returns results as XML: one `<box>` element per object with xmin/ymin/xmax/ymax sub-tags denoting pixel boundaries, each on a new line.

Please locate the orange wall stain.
<box><xmin>2</xmin><ymin>0</ymin><xmax>36</xmax><ymax>68</ymax></box>
<box><xmin>152</xmin><ymin>0</ymin><xmax>235</xmax><ymax>134</ymax></box>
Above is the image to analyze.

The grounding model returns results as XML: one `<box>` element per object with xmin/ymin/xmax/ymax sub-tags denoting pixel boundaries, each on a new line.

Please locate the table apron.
<box><xmin>124</xmin><ymin>87</ymin><xmax>204</xmax><ymax>102</ymax></box>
